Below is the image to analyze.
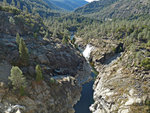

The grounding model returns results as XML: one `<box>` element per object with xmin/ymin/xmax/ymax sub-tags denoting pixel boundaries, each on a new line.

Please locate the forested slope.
<box><xmin>0</xmin><ymin>0</ymin><xmax>61</xmax><ymax>17</ymax></box>
<box><xmin>75</xmin><ymin>0</ymin><xmax>150</xmax><ymax>19</ymax></box>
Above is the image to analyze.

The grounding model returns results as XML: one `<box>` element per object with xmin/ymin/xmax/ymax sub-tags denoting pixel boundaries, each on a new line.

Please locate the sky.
<box><xmin>85</xmin><ymin>0</ymin><xmax>99</xmax><ymax>2</ymax></box>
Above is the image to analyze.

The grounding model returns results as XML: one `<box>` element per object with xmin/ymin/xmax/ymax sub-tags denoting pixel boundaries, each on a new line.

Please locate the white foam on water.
<box><xmin>83</xmin><ymin>44</ymin><xmax>94</xmax><ymax>60</ymax></box>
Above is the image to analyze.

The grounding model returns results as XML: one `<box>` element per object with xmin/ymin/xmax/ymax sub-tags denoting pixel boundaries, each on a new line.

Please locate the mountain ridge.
<box><xmin>75</xmin><ymin>0</ymin><xmax>150</xmax><ymax>19</ymax></box>
<box><xmin>50</xmin><ymin>0</ymin><xmax>88</xmax><ymax>11</ymax></box>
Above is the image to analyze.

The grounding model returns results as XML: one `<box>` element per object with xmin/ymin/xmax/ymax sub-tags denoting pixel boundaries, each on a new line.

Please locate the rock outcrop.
<box><xmin>90</xmin><ymin>51</ymin><xmax>150</xmax><ymax>113</ymax></box>
<box><xmin>90</xmin><ymin>45</ymin><xmax>150</xmax><ymax>113</ymax></box>
<box><xmin>0</xmin><ymin>10</ymin><xmax>91</xmax><ymax>113</ymax></box>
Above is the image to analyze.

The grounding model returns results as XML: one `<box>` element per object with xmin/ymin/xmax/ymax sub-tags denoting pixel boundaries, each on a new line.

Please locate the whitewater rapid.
<box><xmin>83</xmin><ymin>44</ymin><xmax>94</xmax><ymax>60</ymax></box>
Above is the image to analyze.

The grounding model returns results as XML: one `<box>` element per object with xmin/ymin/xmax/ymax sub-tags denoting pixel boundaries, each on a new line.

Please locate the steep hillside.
<box><xmin>0</xmin><ymin>5</ymin><xmax>91</xmax><ymax>113</ymax></box>
<box><xmin>0</xmin><ymin>0</ymin><xmax>61</xmax><ymax>17</ymax></box>
<box><xmin>50</xmin><ymin>0</ymin><xmax>88</xmax><ymax>11</ymax></box>
<box><xmin>75</xmin><ymin>0</ymin><xmax>118</xmax><ymax>14</ymax></box>
<box><xmin>75</xmin><ymin>0</ymin><xmax>150</xmax><ymax>19</ymax></box>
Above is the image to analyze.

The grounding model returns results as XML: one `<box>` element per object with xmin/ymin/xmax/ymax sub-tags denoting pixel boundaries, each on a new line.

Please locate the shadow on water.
<box><xmin>74</xmin><ymin>72</ymin><xmax>96</xmax><ymax>113</ymax></box>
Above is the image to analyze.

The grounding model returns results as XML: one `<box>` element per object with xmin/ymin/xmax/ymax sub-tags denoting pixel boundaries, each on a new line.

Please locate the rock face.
<box><xmin>0</xmin><ymin>11</ymin><xmax>91</xmax><ymax>113</ymax></box>
<box><xmin>90</xmin><ymin>49</ymin><xmax>150</xmax><ymax>113</ymax></box>
<box><xmin>0</xmin><ymin>80</ymin><xmax>81</xmax><ymax>113</ymax></box>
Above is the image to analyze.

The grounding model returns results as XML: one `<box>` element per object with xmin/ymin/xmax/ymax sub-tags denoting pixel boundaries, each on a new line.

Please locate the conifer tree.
<box><xmin>9</xmin><ymin>66</ymin><xmax>26</xmax><ymax>90</ymax></box>
<box><xmin>16</xmin><ymin>33</ymin><xmax>20</xmax><ymax>45</ymax></box>
<box><xmin>34</xmin><ymin>33</ymin><xmax>38</xmax><ymax>39</ymax></box>
<box><xmin>44</xmin><ymin>31</ymin><xmax>49</xmax><ymax>39</ymax></box>
<box><xmin>25</xmin><ymin>6</ymin><xmax>29</xmax><ymax>13</ymax></box>
<box><xmin>35</xmin><ymin>65</ymin><xmax>43</xmax><ymax>82</ymax></box>
<box><xmin>11</xmin><ymin>0</ymin><xmax>15</xmax><ymax>6</ymax></box>
<box><xmin>52</xmin><ymin>29</ymin><xmax>57</xmax><ymax>38</ymax></box>
<box><xmin>9</xmin><ymin>17</ymin><xmax>15</xmax><ymax>25</ymax></box>
<box><xmin>62</xmin><ymin>35</ymin><xmax>68</xmax><ymax>44</ymax></box>
<box><xmin>3</xmin><ymin>0</ymin><xmax>8</xmax><ymax>6</ymax></box>
<box><xmin>71</xmin><ymin>37</ymin><xmax>76</xmax><ymax>44</ymax></box>
<box><xmin>146</xmin><ymin>31</ymin><xmax>150</xmax><ymax>40</ymax></box>
<box><xmin>17</xmin><ymin>1</ymin><xmax>21</xmax><ymax>9</ymax></box>
<box><xmin>19</xmin><ymin>38</ymin><xmax>29</xmax><ymax>65</ymax></box>
<box><xmin>138</xmin><ymin>32</ymin><xmax>144</xmax><ymax>41</ymax></box>
<box><xmin>23</xmin><ymin>6</ymin><xmax>27</xmax><ymax>12</ymax></box>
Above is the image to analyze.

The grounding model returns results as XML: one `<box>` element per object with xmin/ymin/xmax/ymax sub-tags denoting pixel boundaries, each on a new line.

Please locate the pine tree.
<box><xmin>62</xmin><ymin>35</ymin><xmax>68</xmax><ymax>44</ymax></box>
<box><xmin>138</xmin><ymin>32</ymin><xmax>144</xmax><ymax>41</ymax></box>
<box><xmin>3</xmin><ymin>0</ymin><xmax>8</xmax><ymax>6</ymax></box>
<box><xmin>25</xmin><ymin>6</ymin><xmax>29</xmax><ymax>13</ymax></box>
<box><xmin>35</xmin><ymin>65</ymin><xmax>43</xmax><ymax>82</ymax></box>
<box><xmin>63</xmin><ymin>29</ymin><xmax>70</xmax><ymax>36</ymax></box>
<box><xmin>19</xmin><ymin>38</ymin><xmax>29</xmax><ymax>65</ymax></box>
<box><xmin>23</xmin><ymin>6</ymin><xmax>27</xmax><ymax>12</ymax></box>
<box><xmin>17</xmin><ymin>1</ymin><xmax>21</xmax><ymax>9</ymax></box>
<box><xmin>52</xmin><ymin>29</ymin><xmax>57</xmax><ymax>38</ymax></box>
<box><xmin>11</xmin><ymin>0</ymin><xmax>15</xmax><ymax>6</ymax></box>
<box><xmin>146</xmin><ymin>31</ymin><xmax>150</xmax><ymax>40</ymax></box>
<box><xmin>71</xmin><ymin>37</ymin><xmax>76</xmax><ymax>44</ymax></box>
<box><xmin>9</xmin><ymin>66</ymin><xmax>26</xmax><ymax>90</ymax></box>
<box><xmin>16</xmin><ymin>33</ymin><xmax>20</xmax><ymax>45</ymax></box>
<box><xmin>33</xmin><ymin>33</ymin><xmax>38</xmax><ymax>39</ymax></box>
<box><xmin>9</xmin><ymin>17</ymin><xmax>15</xmax><ymax>25</ymax></box>
<box><xmin>44</xmin><ymin>31</ymin><xmax>49</xmax><ymax>39</ymax></box>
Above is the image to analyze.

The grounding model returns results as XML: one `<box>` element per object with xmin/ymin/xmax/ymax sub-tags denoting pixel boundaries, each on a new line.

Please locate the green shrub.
<box><xmin>50</xmin><ymin>78</ymin><xmax>56</xmax><ymax>84</ymax></box>
<box><xmin>141</xmin><ymin>58</ymin><xmax>150</xmax><ymax>70</ymax></box>
<box><xmin>145</xmin><ymin>99</ymin><xmax>150</xmax><ymax>106</ymax></box>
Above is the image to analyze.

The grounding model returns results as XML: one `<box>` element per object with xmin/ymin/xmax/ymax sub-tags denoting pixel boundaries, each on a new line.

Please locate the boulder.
<box><xmin>38</xmin><ymin>54</ymin><xmax>49</xmax><ymax>64</ymax></box>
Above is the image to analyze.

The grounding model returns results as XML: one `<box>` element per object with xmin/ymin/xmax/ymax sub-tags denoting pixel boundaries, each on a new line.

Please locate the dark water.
<box><xmin>74</xmin><ymin>73</ymin><xmax>95</xmax><ymax>113</ymax></box>
<box><xmin>70</xmin><ymin>32</ymin><xmax>96</xmax><ymax>113</ymax></box>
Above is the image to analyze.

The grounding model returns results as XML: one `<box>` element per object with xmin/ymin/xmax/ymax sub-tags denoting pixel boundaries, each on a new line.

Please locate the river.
<box><xmin>74</xmin><ymin>73</ymin><xmax>95</xmax><ymax>113</ymax></box>
<box><xmin>70</xmin><ymin>31</ymin><xmax>96</xmax><ymax>113</ymax></box>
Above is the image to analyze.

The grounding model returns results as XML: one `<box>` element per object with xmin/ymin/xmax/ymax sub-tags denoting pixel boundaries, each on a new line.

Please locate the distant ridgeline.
<box><xmin>50</xmin><ymin>0</ymin><xmax>88</xmax><ymax>11</ymax></box>
<box><xmin>0</xmin><ymin>0</ymin><xmax>61</xmax><ymax>17</ymax></box>
<box><xmin>0</xmin><ymin>0</ymin><xmax>88</xmax><ymax>15</ymax></box>
<box><xmin>75</xmin><ymin>0</ymin><xmax>150</xmax><ymax>19</ymax></box>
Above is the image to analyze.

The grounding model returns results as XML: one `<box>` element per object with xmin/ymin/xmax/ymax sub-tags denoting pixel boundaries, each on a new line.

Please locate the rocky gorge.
<box><xmin>0</xmin><ymin>1</ymin><xmax>150</xmax><ymax>113</ymax></box>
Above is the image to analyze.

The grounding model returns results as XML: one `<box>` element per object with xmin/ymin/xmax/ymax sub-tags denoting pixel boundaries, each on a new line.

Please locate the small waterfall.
<box><xmin>82</xmin><ymin>44</ymin><xmax>94</xmax><ymax>60</ymax></box>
